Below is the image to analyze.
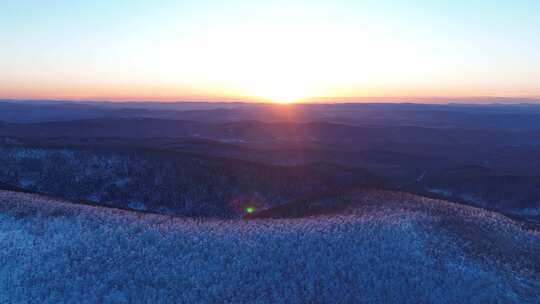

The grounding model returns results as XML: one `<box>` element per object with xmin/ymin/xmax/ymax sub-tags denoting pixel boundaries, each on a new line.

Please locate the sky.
<box><xmin>1</xmin><ymin>0</ymin><xmax>539</xmax><ymax>103</ymax></box>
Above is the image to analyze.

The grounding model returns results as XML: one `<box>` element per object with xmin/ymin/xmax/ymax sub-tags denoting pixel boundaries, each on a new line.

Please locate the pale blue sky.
<box><xmin>1</xmin><ymin>0</ymin><xmax>539</xmax><ymax>102</ymax></box>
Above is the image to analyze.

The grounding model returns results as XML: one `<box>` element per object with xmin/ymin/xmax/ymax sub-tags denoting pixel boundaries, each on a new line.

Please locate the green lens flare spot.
<box><xmin>245</xmin><ymin>207</ymin><xmax>255</xmax><ymax>214</ymax></box>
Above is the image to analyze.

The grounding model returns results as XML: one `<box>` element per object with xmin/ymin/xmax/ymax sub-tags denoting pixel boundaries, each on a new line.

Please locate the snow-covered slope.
<box><xmin>0</xmin><ymin>190</ymin><xmax>539</xmax><ymax>303</ymax></box>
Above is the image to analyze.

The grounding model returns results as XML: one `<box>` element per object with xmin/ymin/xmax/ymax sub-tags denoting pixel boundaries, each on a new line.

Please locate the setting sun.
<box><xmin>265</xmin><ymin>94</ymin><xmax>299</xmax><ymax>104</ymax></box>
<box><xmin>255</xmin><ymin>85</ymin><xmax>312</xmax><ymax>104</ymax></box>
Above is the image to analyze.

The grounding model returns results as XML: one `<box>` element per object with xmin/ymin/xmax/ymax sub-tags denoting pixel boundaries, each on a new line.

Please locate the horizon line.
<box><xmin>2</xmin><ymin>95</ymin><xmax>540</xmax><ymax>105</ymax></box>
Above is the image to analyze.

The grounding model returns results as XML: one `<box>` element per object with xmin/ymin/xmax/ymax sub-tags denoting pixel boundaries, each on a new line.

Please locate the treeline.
<box><xmin>0</xmin><ymin>146</ymin><xmax>382</xmax><ymax>218</ymax></box>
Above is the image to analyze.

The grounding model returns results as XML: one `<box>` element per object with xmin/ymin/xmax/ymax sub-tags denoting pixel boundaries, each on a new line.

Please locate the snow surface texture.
<box><xmin>0</xmin><ymin>190</ymin><xmax>539</xmax><ymax>303</ymax></box>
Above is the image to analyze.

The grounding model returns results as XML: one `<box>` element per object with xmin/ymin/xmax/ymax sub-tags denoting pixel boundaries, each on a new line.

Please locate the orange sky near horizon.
<box><xmin>2</xmin><ymin>83</ymin><xmax>539</xmax><ymax>104</ymax></box>
<box><xmin>2</xmin><ymin>1</ymin><xmax>540</xmax><ymax>104</ymax></box>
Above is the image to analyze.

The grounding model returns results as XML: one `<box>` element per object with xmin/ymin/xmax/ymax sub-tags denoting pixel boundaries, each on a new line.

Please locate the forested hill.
<box><xmin>0</xmin><ymin>190</ymin><xmax>538</xmax><ymax>303</ymax></box>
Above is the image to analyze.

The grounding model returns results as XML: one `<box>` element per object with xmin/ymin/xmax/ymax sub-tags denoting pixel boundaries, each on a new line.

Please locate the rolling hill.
<box><xmin>405</xmin><ymin>165</ymin><xmax>540</xmax><ymax>221</ymax></box>
<box><xmin>0</xmin><ymin>145</ymin><xmax>383</xmax><ymax>218</ymax></box>
<box><xmin>0</xmin><ymin>190</ymin><xmax>538</xmax><ymax>303</ymax></box>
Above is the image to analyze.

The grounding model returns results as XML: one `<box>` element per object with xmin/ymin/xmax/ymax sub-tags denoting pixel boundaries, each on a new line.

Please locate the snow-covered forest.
<box><xmin>0</xmin><ymin>146</ymin><xmax>379</xmax><ymax>218</ymax></box>
<box><xmin>1</xmin><ymin>190</ymin><xmax>538</xmax><ymax>303</ymax></box>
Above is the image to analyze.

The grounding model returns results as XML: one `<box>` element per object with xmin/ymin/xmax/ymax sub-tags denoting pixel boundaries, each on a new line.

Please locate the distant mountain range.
<box><xmin>3</xmin><ymin>100</ymin><xmax>540</xmax><ymax>130</ymax></box>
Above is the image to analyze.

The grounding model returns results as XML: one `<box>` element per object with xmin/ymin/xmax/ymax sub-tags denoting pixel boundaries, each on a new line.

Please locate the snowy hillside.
<box><xmin>0</xmin><ymin>190</ymin><xmax>539</xmax><ymax>303</ymax></box>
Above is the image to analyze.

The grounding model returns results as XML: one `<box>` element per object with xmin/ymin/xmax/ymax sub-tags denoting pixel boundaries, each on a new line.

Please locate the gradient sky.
<box><xmin>1</xmin><ymin>0</ymin><xmax>539</xmax><ymax>103</ymax></box>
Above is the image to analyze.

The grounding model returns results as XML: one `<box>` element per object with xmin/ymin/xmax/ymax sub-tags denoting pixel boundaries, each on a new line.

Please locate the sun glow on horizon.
<box><xmin>251</xmin><ymin>83</ymin><xmax>316</xmax><ymax>104</ymax></box>
<box><xmin>263</xmin><ymin>95</ymin><xmax>300</xmax><ymax>104</ymax></box>
<box><xmin>1</xmin><ymin>1</ymin><xmax>540</xmax><ymax>101</ymax></box>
